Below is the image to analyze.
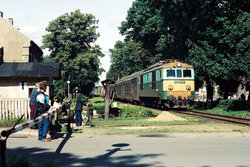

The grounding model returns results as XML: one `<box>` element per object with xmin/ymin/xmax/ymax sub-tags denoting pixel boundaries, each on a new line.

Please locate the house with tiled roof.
<box><xmin>0</xmin><ymin>11</ymin><xmax>61</xmax><ymax>119</ymax></box>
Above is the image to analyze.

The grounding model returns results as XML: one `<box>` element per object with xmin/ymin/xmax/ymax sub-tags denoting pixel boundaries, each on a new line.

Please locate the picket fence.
<box><xmin>0</xmin><ymin>98</ymin><xmax>30</xmax><ymax>120</ymax></box>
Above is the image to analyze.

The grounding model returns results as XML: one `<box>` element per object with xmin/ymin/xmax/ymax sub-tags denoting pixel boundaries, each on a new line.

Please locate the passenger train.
<box><xmin>110</xmin><ymin>59</ymin><xmax>195</xmax><ymax>108</ymax></box>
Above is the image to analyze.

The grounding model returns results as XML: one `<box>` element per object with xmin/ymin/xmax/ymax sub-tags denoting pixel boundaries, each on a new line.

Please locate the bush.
<box><xmin>218</xmin><ymin>99</ymin><xmax>250</xmax><ymax>111</ymax></box>
<box><xmin>119</xmin><ymin>106</ymin><xmax>139</xmax><ymax>118</ymax></box>
<box><xmin>190</xmin><ymin>101</ymin><xmax>218</xmax><ymax>110</ymax></box>
<box><xmin>139</xmin><ymin>110</ymin><xmax>153</xmax><ymax>118</ymax></box>
<box><xmin>119</xmin><ymin>106</ymin><xmax>154</xmax><ymax>118</ymax></box>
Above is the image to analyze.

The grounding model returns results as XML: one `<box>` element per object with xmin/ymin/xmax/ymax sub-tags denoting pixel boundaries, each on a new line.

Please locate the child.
<box><xmin>85</xmin><ymin>102</ymin><xmax>93</xmax><ymax>127</ymax></box>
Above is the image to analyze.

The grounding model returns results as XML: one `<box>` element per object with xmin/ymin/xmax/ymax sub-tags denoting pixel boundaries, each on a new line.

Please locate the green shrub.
<box><xmin>219</xmin><ymin>99</ymin><xmax>250</xmax><ymax>111</ymax></box>
<box><xmin>190</xmin><ymin>101</ymin><xmax>216</xmax><ymax>110</ymax></box>
<box><xmin>119</xmin><ymin>106</ymin><xmax>154</xmax><ymax>118</ymax></box>
<box><xmin>119</xmin><ymin>106</ymin><xmax>139</xmax><ymax>118</ymax></box>
<box><xmin>190</xmin><ymin>101</ymin><xmax>204</xmax><ymax>110</ymax></box>
<box><xmin>139</xmin><ymin>110</ymin><xmax>153</xmax><ymax>118</ymax></box>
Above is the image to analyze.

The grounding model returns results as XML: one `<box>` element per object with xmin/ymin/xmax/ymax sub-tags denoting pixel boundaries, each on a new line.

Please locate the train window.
<box><xmin>167</xmin><ymin>69</ymin><xmax>175</xmax><ymax>77</ymax></box>
<box><xmin>183</xmin><ymin>69</ymin><xmax>191</xmax><ymax>77</ymax></box>
<box><xmin>156</xmin><ymin>70</ymin><xmax>161</xmax><ymax>81</ymax></box>
<box><xmin>177</xmin><ymin>69</ymin><xmax>182</xmax><ymax>78</ymax></box>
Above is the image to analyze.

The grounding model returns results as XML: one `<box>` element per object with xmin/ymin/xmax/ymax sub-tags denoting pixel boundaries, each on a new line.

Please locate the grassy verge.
<box><xmin>197</xmin><ymin>107</ymin><xmax>250</xmax><ymax>117</ymax></box>
<box><xmin>92</xmin><ymin>118</ymin><xmax>191</xmax><ymax>126</ymax></box>
<box><xmin>0</xmin><ymin>117</ymin><xmax>28</xmax><ymax>127</ymax></box>
<box><xmin>191</xmin><ymin>100</ymin><xmax>250</xmax><ymax>118</ymax></box>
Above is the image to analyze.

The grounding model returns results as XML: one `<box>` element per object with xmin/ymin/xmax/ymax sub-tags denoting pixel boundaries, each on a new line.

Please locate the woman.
<box><xmin>36</xmin><ymin>81</ymin><xmax>51</xmax><ymax>142</ymax></box>
<box><xmin>74</xmin><ymin>93</ymin><xmax>88</xmax><ymax>127</ymax></box>
<box><xmin>29</xmin><ymin>82</ymin><xmax>40</xmax><ymax>122</ymax></box>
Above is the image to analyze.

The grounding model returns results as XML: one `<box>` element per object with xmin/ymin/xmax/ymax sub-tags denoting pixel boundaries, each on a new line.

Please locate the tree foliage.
<box><xmin>116</xmin><ymin>0</ymin><xmax>249</xmax><ymax>99</ymax></box>
<box><xmin>42</xmin><ymin>10</ymin><xmax>104</xmax><ymax>99</ymax></box>
<box><xmin>107</xmin><ymin>40</ymin><xmax>146</xmax><ymax>81</ymax></box>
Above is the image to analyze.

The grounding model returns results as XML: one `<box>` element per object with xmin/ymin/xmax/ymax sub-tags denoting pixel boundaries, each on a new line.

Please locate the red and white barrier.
<box><xmin>1</xmin><ymin>107</ymin><xmax>58</xmax><ymax>137</ymax></box>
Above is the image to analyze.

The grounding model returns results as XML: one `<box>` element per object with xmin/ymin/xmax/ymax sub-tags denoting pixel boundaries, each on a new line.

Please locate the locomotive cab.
<box><xmin>161</xmin><ymin>62</ymin><xmax>195</xmax><ymax>108</ymax></box>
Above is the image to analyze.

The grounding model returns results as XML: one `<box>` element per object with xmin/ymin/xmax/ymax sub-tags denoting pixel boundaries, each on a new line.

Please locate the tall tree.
<box><xmin>42</xmin><ymin>10</ymin><xmax>104</xmax><ymax>99</ymax></box>
<box><xmin>107</xmin><ymin>40</ymin><xmax>146</xmax><ymax>81</ymax></box>
<box><xmin>119</xmin><ymin>0</ymin><xmax>163</xmax><ymax>64</ymax></box>
<box><xmin>119</xmin><ymin>0</ymin><xmax>250</xmax><ymax>100</ymax></box>
<box><xmin>187</xmin><ymin>3</ymin><xmax>250</xmax><ymax>100</ymax></box>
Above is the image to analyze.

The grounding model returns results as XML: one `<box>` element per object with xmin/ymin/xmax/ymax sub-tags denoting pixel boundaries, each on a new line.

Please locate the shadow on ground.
<box><xmin>6</xmin><ymin>141</ymin><xmax>165</xmax><ymax>167</ymax></box>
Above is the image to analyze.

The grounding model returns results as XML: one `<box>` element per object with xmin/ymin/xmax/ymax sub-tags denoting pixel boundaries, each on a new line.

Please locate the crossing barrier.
<box><xmin>1</xmin><ymin>106</ymin><xmax>58</xmax><ymax>137</ymax></box>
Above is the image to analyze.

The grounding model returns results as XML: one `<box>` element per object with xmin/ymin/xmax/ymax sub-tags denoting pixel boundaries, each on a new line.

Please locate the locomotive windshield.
<box><xmin>183</xmin><ymin>69</ymin><xmax>191</xmax><ymax>77</ymax></box>
<box><xmin>167</xmin><ymin>69</ymin><xmax>175</xmax><ymax>77</ymax></box>
<box><xmin>177</xmin><ymin>69</ymin><xmax>182</xmax><ymax>78</ymax></box>
<box><xmin>166</xmin><ymin>68</ymin><xmax>193</xmax><ymax>79</ymax></box>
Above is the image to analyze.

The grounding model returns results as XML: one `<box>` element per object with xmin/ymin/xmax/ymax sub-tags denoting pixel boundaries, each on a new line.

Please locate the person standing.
<box><xmin>29</xmin><ymin>82</ymin><xmax>40</xmax><ymax>129</ymax></box>
<box><xmin>36</xmin><ymin>81</ymin><xmax>51</xmax><ymax>142</ymax></box>
<box><xmin>29</xmin><ymin>82</ymin><xmax>40</xmax><ymax>120</ymax></box>
<box><xmin>74</xmin><ymin>93</ymin><xmax>88</xmax><ymax>127</ymax></box>
<box><xmin>85</xmin><ymin>102</ymin><xmax>93</xmax><ymax>127</ymax></box>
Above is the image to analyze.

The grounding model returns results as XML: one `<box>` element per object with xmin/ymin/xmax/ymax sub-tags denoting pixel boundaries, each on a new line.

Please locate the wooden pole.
<box><xmin>104</xmin><ymin>84</ymin><xmax>111</xmax><ymax>120</ymax></box>
<box><xmin>101</xmin><ymin>79</ymin><xmax>115</xmax><ymax>121</ymax></box>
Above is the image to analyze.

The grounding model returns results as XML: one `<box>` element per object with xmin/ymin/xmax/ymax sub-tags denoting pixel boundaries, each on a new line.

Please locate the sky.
<box><xmin>1</xmin><ymin>0</ymin><xmax>134</xmax><ymax>84</ymax></box>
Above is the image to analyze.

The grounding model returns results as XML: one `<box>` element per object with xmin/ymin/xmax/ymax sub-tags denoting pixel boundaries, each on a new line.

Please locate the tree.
<box><xmin>119</xmin><ymin>0</ymin><xmax>203</xmax><ymax>62</ymax></box>
<box><xmin>119</xmin><ymin>0</ymin><xmax>250</xmax><ymax>100</ymax></box>
<box><xmin>119</xmin><ymin>0</ymin><xmax>164</xmax><ymax>64</ymax></box>
<box><xmin>107</xmin><ymin>40</ymin><xmax>146</xmax><ymax>81</ymax></box>
<box><xmin>42</xmin><ymin>10</ymin><xmax>104</xmax><ymax>99</ymax></box>
<box><xmin>187</xmin><ymin>7</ymin><xmax>250</xmax><ymax>100</ymax></box>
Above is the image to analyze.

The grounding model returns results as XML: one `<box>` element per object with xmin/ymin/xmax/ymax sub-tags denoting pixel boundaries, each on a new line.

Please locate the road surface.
<box><xmin>5</xmin><ymin>133</ymin><xmax>250</xmax><ymax>167</ymax></box>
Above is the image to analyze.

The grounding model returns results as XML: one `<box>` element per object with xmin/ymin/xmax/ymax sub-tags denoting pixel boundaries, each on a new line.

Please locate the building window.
<box><xmin>19</xmin><ymin>81</ymin><xmax>27</xmax><ymax>91</ymax></box>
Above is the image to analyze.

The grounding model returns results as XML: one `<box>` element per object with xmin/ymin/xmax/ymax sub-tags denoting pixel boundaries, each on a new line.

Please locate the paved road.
<box><xmin>4</xmin><ymin>132</ymin><xmax>250</xmax><ymax>167</ymax></box>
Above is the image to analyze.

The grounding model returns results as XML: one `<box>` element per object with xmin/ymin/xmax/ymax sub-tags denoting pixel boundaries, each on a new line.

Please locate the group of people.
<box><xmin>29</xmin><ymin>81</ymin><xmax>94</xmax><ymax>142</ymax></box>
<box><xmin>74</xmin><ymin>93</ymin><xmax>93</xmax><ymax>128</ymax></box>
<box><xmin>29</xmin><ymin>81</ymin><xmax>51</xmax><ymax>142</ymax></box>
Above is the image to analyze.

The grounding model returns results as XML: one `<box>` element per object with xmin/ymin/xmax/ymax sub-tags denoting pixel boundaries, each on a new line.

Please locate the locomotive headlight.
<box><xmin>186</xmin><ymin>84</ymin><xmax>191</xmax><ymax>90</ymax></box>
<box><xmin>176</xmin><ymin>62</ymin><xmax>182</xmax><ymax>67</ymax></box>
<box><xmin>168</xmin><ymin>84</ymin><xmax>174</xmax><ymax>90</ymax></box>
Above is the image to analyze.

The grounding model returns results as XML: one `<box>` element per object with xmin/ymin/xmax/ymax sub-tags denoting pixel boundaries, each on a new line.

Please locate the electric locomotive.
<box><xmin>112</xmin><ymin>59</ymin><xmax>195</xmax><ymax>108</ymax></box>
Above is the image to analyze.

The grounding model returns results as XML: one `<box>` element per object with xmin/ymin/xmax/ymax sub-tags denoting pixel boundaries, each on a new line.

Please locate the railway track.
<box><xmin>114</xmin><ymin>100</ymin><xmax>250</xmax><ymax>126</ymax></box>
<box><xmin>170</xmin><ymin>109</ymin><xmax>250</xmax><ymax>126</ymax></box>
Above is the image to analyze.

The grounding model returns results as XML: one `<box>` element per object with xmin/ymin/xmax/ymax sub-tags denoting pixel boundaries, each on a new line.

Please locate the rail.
<box><xmin>171</xmin><ymin>110</ymin><xmax>250</xmax><ymax>126</ymax></box>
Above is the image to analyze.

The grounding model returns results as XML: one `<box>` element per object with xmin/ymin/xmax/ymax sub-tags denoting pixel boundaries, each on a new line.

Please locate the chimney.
<box><xmin>0</xmin><ymin>11</ymin><xmax>3</xmax><ymax>18</ymax></box>
<box><xmin>8</xmin><ymin>18</ymin><xmax>13</xmax><ymax>25</ymax></box>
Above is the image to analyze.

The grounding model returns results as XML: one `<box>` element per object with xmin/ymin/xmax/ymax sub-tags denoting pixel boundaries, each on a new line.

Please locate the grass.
<box><xmin>93</xmin><ymin>118</ymin><xmax>190</xmax><ymax>126</ymax></box>
<box><xmin>197</xmin><ymin>107</ymin><xmax>250</xmax><ymax>118</ymax></box>
<box><xmin>190</xmin><ymin>100</ymin><xmax>250</xmax><ymax>118</ymax></box>
<box><xmin>91</xmin><ymin>97</ymin><xmax>105</xmax><ymax>112</ymax></box>
<box><xmin>0</xmin><ymin>117</ymin><xmax>28</xmax><ymax>127</ymax></box>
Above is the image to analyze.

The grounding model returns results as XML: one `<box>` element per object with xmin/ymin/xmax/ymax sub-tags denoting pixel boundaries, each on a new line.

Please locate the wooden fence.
<box><xmin>0</xmin><ymin>98</ymin><xmax>30</xmax><ymax>120</ymax></box>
